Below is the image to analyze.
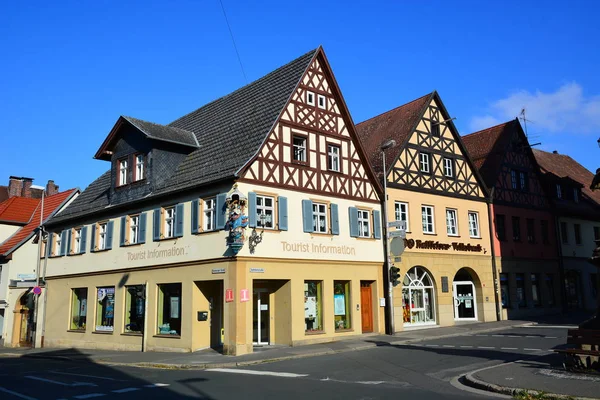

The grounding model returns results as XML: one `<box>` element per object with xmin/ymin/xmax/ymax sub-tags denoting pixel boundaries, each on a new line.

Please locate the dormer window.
<box><xmin>317</xmin><ymin>94</ymin><xmax>326</xmax><ymax>109</ymax></box>
<box><xmin>306</xmin><ymin>91</ymin><xmax>315</xmax><ymax>106</ymax></box>
<box><xmin>573</xmin><ymin>188</ymin><xmax>579</xmax><ymax>203</ymax></box>
<box><xmin>134</xmin><ymin>154</ymin><xmax>145</xmax><ymax>181</ymax></box>
<box><xmin>431</xmin><ymin>121</ymin><xmax>440</xmax><ymax>137</ymax></box>
<box><xmin>556</xmin><ymin>184</ymin><xmax>562</xmax><ymax>199</ymax></box>
<box><xmin>118</xmin><ymin>158</ymin><xmax>128</xmax><ymax>186</ymax></box>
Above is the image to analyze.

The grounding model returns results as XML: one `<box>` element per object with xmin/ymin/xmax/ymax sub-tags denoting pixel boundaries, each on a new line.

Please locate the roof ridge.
<box><xmin>463</xmin><ymin>119</ymin><xmax>516</xmax><ymax>138</ymax></box>
<box><xmin>356</xmin><ymin>92</ymin><xmax>433</xmax><ymax>126</ymax></box>
<box><xmin>123</xmin><ymin>116</ymin><xmax>193</xmax><ymax>133</ymax></box>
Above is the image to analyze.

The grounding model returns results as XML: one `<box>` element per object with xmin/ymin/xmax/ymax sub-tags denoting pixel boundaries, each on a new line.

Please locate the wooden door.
<box><xmin>360</xmin><ymin>285</ymin><xmax>373</xmax><ymax>333</ymax></box>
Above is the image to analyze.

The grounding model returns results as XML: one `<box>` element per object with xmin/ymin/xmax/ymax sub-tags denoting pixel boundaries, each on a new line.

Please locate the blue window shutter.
<box><xmin>373</xmin><ymin>210</ymin><xmax>382</xmax><ymax>239</ymax></box>
<box><xmin>175</xmin><ymin>203</ymin><xmax>184</xmax><ymax>238</ymax></box>
<box><xmin>330</xmin><ymin>203</ymin><xmax>339</xmax><ymax>235</ymax></box>
<box><xmin>139</xmin><ymin>212</ymin><xmax>147</xmax><ymax>244</ymax></box>
<box><xmin>278</xmin><ymin>196</ymin><xmax>288</xmax><ymax>231</ymax></box>
<box><xmin>302</xmin><ymin>200</ymin><xmax>314</xmax><ymax>233</ymax></box>
<box><xmin>106</xmin><ymin>221</ymin><xmax>114</xmax><ymax>250</ymax></box>
<box><xmin>80</xmin><ymin>226</ymin><xmax>87</xmax><ymax>254</ymax></box>
<box><xmin>46</xmin><ymin>233</ymin><xmax>53</xmax><ymax>257</ymax></box>
<box><xmin>120</xmin><ymin>216</ymin><xmax>127</xmax><ymax>247</ymax></box>
<box><xmin>90</xmin><ymin>224</ymin><xmax>96</xmax><ymax>252</ymax></box>
<box><xmin>60</xmin><ymin>230</ymin><xmax>67</xmax><ymax>256</ymax></box>
<box><xmin>191</xmin><ymin>199</ymin><xmax>199</xmax><ymax>234</ymax></box>
<box><xmin>216</xmin><ymin>193</ymin><xmax>227</xmax><ymax>230</ymax></box>
<box><xmin>248</xmin><ymin>192</ymin><xmax>256</xmax><ymax>228</ymax></box>
<box><xmin>153</xmin><ymin>208</ymin><xmax>161</xmax><ymax>241</ymax></box>
<box><xmin>66</xmin><ymin>229</ymin><xmax>72</xmax><ymax>255</ymax></box>
<box><xmin>349</xmin><ymin>207</ymin><xmax>359</xmax><ymax>238</ymax></box>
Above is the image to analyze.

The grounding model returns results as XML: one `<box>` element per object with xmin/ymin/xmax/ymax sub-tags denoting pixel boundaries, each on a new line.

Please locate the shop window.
<box><xmin>496</xmin><ymin>214</ymin><xmax>506</xmax><ymax>241</ymax></box>
<box><xmin>334</xmin><ymin>281</ymin><xmax>351</xmax><ymax>331</ymax></box>
<box><xmin>574</xmin><ymin>224</ymin><xmax>582</xmax><ymax>245</ymax></box>
<box><xmin>560</xmin><ymin>221</ymin><xmax>568</xmax><ymax>244</ymax></box>
<box><xmin>516</xmin><ymin>274</ymin><xmax>526</xmax><ymax>308</ymax></box>
<box><xmin>327</xmin><ymin>144</ymin><xmax>340</xmax><ymax>172</ymax></box>
<box><xmin>125</xmin><ymin>285</ymin><xmax>145</xmax><ymax>334</ymax></box>
<box><xmin>468</xmin><ymin>211</ymin><xmax>480</xmax><ymax>238</ymax></box>
<box><xmin>157</xmin><ymin>283</ymin><xmax>181</xmax><ymax>336</ymax></box>
<box><xmin>293</xmin><ymin>136</ymin><xmax>307</xmax><ymax>162</ymax></box>
<box><xmin>546</xmin><ymin>275</ymin><xmax>556</xmax><ymax>306</ymax></box>
<box><xmin>395</xmin><ymin>202</ymin><xmax>409</xmax><ymax>231</ymax></box>
<box><xmin>304</xmin><ymin>281</ymin><xmax>322</xmax><ymax>333</ymax></box>
<box><xmin>133</xmin><ymin>154</ymin><xmax>145</xmax><ymax>181</ymax></box>
<box><xmin>541</xmin><ymin>220</ymin><xmax>550</xmax><ymax>245</ymax></box>
<box><xmin>526</xmin><ymin>218</ymin><xmax>535</xmax><ymax>243</ymax></box>
<box><xmin>531</xmin><ymin>274</ymin><xmax>541</xmax><ymax>306</ymax></box>
<box><xmin>402</xmin><ymin>267</ymin><xmax>435</xmax><ymax>325</ymax></box>
<box><xmin>446</xmin><ymin>208</ymin><xmax>458</xmax><ymax>236</ymax></box>
<box><xmin>512</xmin><ymin>216</ymin><xmax>521</xmax><ymax>242</ymax></box>
<box><xmin>70</xmin><ymin>288</ymin><xmax>87</xmax><ymax>331</ymax></box>
<box><xmin>95</xmin><ymin>287</ymin><xmax>115</xmax><ymax>332</ymax></box>
<box><xmin>421</xmin><ymin>205</ymin><xmax>435</xmax><ymax>234</ymax></box>
<box><xmin>500</xmin><ymin>274</ymin><xmax>510</xmax><ymax>308</ymax></box>
<box><xmin>419</xmin><ymin>152</ymin><xmax>431</xmax><ymax>174</ymax></box>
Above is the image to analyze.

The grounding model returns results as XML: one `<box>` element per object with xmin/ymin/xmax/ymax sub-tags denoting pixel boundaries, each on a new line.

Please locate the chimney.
<box><xmin>553</xmin><ymin>150</ymin><xmax>558</xmax><ymax>154</ymax></box>
<box><xmin>46</xmin><ymin>180</ymin><xmax>59</xmax><ymax>196</ymax></box>
<box><xmin>21</xmin><ymin>178</ymin><xmax>33</xmax><ymax>198</ymax></box>
<box><xmin>8</xmin><ymin>176</ymin><xmax>23</xmax><ymax>198</ymax></box>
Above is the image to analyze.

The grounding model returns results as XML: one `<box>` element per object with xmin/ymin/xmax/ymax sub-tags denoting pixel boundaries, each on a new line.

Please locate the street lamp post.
<box><xmin>381</xmin><ymin>139</ymin><xmax>396</xmax><ymax>335</ymax></box>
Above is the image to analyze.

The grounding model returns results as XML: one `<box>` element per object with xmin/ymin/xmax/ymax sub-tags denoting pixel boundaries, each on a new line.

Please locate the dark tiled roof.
<box><xmin>356</xmin><ymin>93</ymin><xmax>433</xmax><ymax>177</ymax></box>
<box><xmin>49</xmin><ymin>49</ymin><xmax>317</xmax><ymax>224</ymax></box>
<box><xmin>122</xmin><ymin>116</ymin><xmax>199</xmax><ymax>148</ymax></box>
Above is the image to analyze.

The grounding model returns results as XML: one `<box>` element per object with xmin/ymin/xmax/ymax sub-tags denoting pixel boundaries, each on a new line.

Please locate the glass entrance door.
<box><xmin>252</xmin><ymin>290</ymin><xmax>269</xmax><ymax>345</ymax></box>
<box><xmin>453</xmin><ymin>281</ymin><xmax>477</xmax><ymax>320</ymax></box>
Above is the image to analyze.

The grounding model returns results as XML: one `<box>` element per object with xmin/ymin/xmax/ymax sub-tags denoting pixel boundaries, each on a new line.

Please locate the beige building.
<box><xmin>357</xmin><ymin>92</ymin><xmax>497</xmax><ymax>332</ymax></box>
<box><xmin>42</xmin><ymin>48</ymin><xmax>385</xmax><ymax>355</ymax></box>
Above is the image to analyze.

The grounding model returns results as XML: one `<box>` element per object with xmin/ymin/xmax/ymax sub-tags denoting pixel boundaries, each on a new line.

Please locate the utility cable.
<box><xmin>219</xmin><ymin>0</ymin><xmax>247</xmax><ymax>84</ymax></box>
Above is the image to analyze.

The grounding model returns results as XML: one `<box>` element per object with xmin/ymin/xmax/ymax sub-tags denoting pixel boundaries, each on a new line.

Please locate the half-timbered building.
<box><xmin>463</xmin><ymin>120</ymin><xmax>562</xmax><ymax>319</ymax></box>
<box><xmin>41</xmin><ymin>47</ymin><xmax>384</xmax><ymax>355</ymax></box>
<box><xmin>356</xmin><ymin>92</ymin><xmax>497</xmax><ymax>332</ymax></box>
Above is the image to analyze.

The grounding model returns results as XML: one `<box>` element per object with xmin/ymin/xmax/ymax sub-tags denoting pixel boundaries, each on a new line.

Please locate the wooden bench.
<box><xmin>554</xmin><ymin>329</ymin><xmax>600</xmax><ymax>372</ymax></box>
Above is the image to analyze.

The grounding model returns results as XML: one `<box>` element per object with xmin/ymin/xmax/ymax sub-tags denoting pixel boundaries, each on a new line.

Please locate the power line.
<box><xmin>219</xmin><ymin>0</ymin><xmax>247</xmax><ymax>84</ymax></box>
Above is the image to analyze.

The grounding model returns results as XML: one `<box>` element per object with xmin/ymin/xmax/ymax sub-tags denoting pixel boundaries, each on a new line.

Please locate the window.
<box><xmin>402</xmin><ymin>267</ymin><xmax>436</xmax><ymax>325</ymax></box>
<box><xmin>334</xmin><ymin>281</ymin><xmax>351</xmax><ymax>330</ymax></box>
<box><xmin>560</xmin><ymin>222</ymin><xmax>568</xmax><ymax>244</ymax></box>
<box><xmin>574</xmin><ymin>224</ymin><xmax>582</xmax><ymax>245</ymax></box>
<box><xmin>519</xmin><ymin>171</ymin><xmax>527</xmax><ymax>191</ymax></box>
<box><xmin>468</xmin><ymin>212</ymin><xmax>480</xmax><ymax>238</ymax></box>
<box><xmin>306</xmin><ymin>91</ymin><xmax>315</xmax><ymax>106</ymax></box>
<box><xmin>531</xmin><ymin>274</ymin><xmax>541</xmax><ymax>306</ymax></box>
<box><xmin>443</xmin><ymin>158</ymin><xmax>454</xmax><ymax>178</ymax></box>
<box><xmin>421</xmin><ymin>205</ymin><xmax>435</xmax><ymax>234</ymax></box>
<box><xmin>500</xmin><ymin>274</ymin><xmax>510</xmax><ymax>308</ymax></box>
<box><xmin>134</xmin><ymin>154</ymin><xmax>145</xmax><ymax>181</ymax></box>
<box><xmin>256</xmin><ymin>195</ymin><xmax>275</xmax><ymax>229</ymax></box>
<box><xmin>512</xmin><ymin>216</ymin><xmax>521</xmax><ymax>241</ymax></box>
<box><xmin>125</xmin><ymin>285</ymin><xmax>145</xmax><ymax>334</ymax></box>
<box><xmin>573</xmin><ymin>188</ymin><xmax>579</xmax><ymax>203</ymax></box>
<box><xmin>556</xmin><ymin>184</ymin><xmax>562</xmax><ymax>199</ymax></box>
<box><xmin>304</xmin><ymin>281</ymin><xmax>322</xmax><ymax>332</ymax></box>
<box><xmin>594</xmin><ymin>226</ymin><xmax>600</xmax><ymax>242</ymax></box>
<box><xmin>95</xmin><ymin>287</ymin><xmax>115</xmax><ymax>332</ymax></box>
<box><xmin>419</xmin><ymin>152</ymin><xmax>430</xmax><ymax>173</ymax></box>
<box><xmin>541</xmin><ymin>220</ymin><xmax>550</xmax><ymax>245</ymax></box>
<box><xmin>317</xmin><ymin>94</ymin><xmax>326</xmax><ymax>109</ymax></box>
<box><xmin>511</xmin><ymin>170</ymin><xmax>517</xmax><ymax>189</ymax></box>
<box><xmin>203</xmin><ymin>198</ymin><xmax>216</xmax><ymax>231</ymax></box>
<box><xmin>72</xmin><ymin>228</ymin><xmax>82</xmax><ymax>254</ymax></box>
<box><xmin>394</xmin><ymin>202</ymin><xmax>409</xmax><ymax>231</ymax></box>
<box><xmin>293</xmin><ymin>136</ymin><xmax>307</xmax><ymax>162</ymax></box>
<box><xmin>70</xmin><ymin>288</ymin><xmax>87</xmax><ymax>331</ymax></box>
<box><xmin>93</xmin><ymin>221</ymin><xmax>113</xmax><ymax>251</ymax></box>
<box><xmin>546</xmin><ymin>275</ymin><xmax>556</xmax><ymax>306</ymax></box>
<box><xmin>327</xmin><ymin>144</ymin><xmax>340</xmax><ymax>172</ymax></box>
<box><xmin>312</xmin><ymin>203</ymin><xmax>328</xmax><ymax>233</ymax></box>
<box><xmin>129</xmin><ymin>215</ymin><xmax>140</xmax><ymax>245</ymax></box>
<box><xmin>526</xmin><ymin>218</ymin><xmax>535</xmax><ymax>243</ymax></box>
<box><xmin>54</xmin><ymin>232</ymin><xmax>62</xmax><ymax>256</ymax></box>
<box><xmin>118</xmin><ymin>158</ymin><xmax>128</xmax><ymax>186</ymax></box>
<box><xmin>516</xmin><ymin>274</ymin><xmax>526</xmax><ymax>307</ymax></box>
<box><xmin>357</xmin><ymin>209</ymin><xmax>371</xmax><ymax>238</ymax></box>
<box><xmin>446</xmin><ymin>209</ymin><xmax>458</xmax><ymax>236</ymax></box>
<box><xmin>157</xmin><ymin>283</ymin><xmax>181</xmax><ymax>336</ymax></box>
<box><xmin>496</xmin><ymin>214</ymin><xmax>506</xmax><ymax>241</ymax></box>
<box><xmin>163</xmin><ymin>207</ymin><xmax>175</xmax><ymax>239</ymax></box>
<box><xmin>431</xmin><ymin>121</ymin><xmax>440</xmax><ymax>137</ymax></box>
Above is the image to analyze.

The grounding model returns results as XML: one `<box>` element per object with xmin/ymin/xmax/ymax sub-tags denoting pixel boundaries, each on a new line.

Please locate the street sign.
<box><xmin>388</xmin><ymin>221</ymin><xmax>406</xmax><ymax>229</ymax></box>
<box><xmin>388</xmin><ymin>229</ymin><xmax>406</xmax><ymax>238</ymax></box>
<box><xmin>32</xmin><ymin>286</ymin><xmax>42</xmax><ymax>295</ymax></box>
<box><xmin>389</xmin><ymin>236</ymin><xmax>405</xmax><ymax>256</ymax></box>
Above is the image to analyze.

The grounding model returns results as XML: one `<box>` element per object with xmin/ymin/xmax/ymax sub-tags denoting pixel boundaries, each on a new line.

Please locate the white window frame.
<box><xmin>419</xmin><ymin>152</ymin><xmax>430</xmax><ymax>173</ymax></box>
<box><xmin>293</xmin><ymin>136</ymin><xmax>307</xmax><ymax>162</ymax></box>
<box><xmin>317</xmin><ymin>94</ymin><xmax>326</xmax><ymax>109</ymax></box>
<box><xmin>54</xmin><ymin>232</ymin><xmax>62</xmax><ymax>255</ymax></box>
<box><xmin>327</xmin><ymin>144</ymin><xmax>340</xmax><ymax>172</ymax></box>
<box><xmin>468</xmin><ymin>211</ymin><xmax>480</xmax><ymax>238</ymax></box>
<box><xmin>421</xmin><ymin>205</ymin><xmax>435</xmax><ymax>234</ymax></box>
<box><xmin>203</xmin><ymin>198</ymin><xmax>216</xmax><ymax>231</ymax></box>
<box><xmin>394</xmin><ymin>201</ymin><xmax>409</xmax><ymax>231</ymax></box>
<box><xmin>256</xmin><ymin>195</ymin><xmax>275</xmax><ymax>230</ymax></box>
<box><xmin>73</xmin><ymin>228</ymin><xmax>82</xmax><ymax>253</ymax></box>
<box><xmin>306</xmin><ymin>91</ymin><xmax>315</xmax><ymax>106</ymax></box>
<box><xmin>446</xmin><ymin>208</ymin><xmax>458</xmax><ymax>236</ymax></box>
<box><xmin>163</xmin><ymin>207</ymin><xmax>175</xmax><ymax>239</ymax></box>
<box><xmin>129</xmin><ymin>215</ymin><xmax>139</xmax><ymax>245</ymax></box>
<box><xmin>443</xmin><ymin>158</ymin><xmax>454</xmax><ymax>178</ymax></box>
<box><xmin>98</xmin><ymin>222</ymin><xmax>107</xmax><ymax>250</ymax></box>
<box><xmin>134</xmin><ymin>154</ymin><xmax>145</xmax><ymax>181</ymax></box>
<box><xmin>357</xmin><ymin>209</ymin><xmax>370</xmax><ymax>238</ymax></box>
<box><xmin>312</xmin><ymin>203</ymin><xmax>328</xmax><ymax>233</ymax></box>
<box><xmin>119</xmin><ymin>159</ymin><xmax>128</xmax><ymax>186</ymax></box>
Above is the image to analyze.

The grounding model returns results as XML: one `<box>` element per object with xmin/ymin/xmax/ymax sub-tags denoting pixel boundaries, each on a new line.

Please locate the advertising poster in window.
<box><xmin>304</xmin><ymin>297</ymin><xmax>317</xmax><ymax>319</ymax></box>
<box><xmin>96</xmin><ymin>287</ymin><xmax>115</xmax><ymax>332</ymax></box>
<box><xmin>80</xmin><ymin>298</ymin><xmax>87</xmax><ymax>317</ymax></box>
<box><xmin>334</xmin><ymin>294</ymin><xmax>345</xmax><ymax>316</ymax></box>
<box><xmin>170</xmin><ymin>296</ymin><xmax>180</xmax><ymax>319</ymax></box>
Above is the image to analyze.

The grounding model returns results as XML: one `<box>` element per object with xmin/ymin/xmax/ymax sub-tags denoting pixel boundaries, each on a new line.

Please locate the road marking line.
<box><xmin>25</xmin><ymin>376</ymin><xmax>72</xmax><ymax>386</ymax></box>
<box><xmin>460</xmin><ymin>345</ymin><xmax>473</xmax><ymax>348</ymax></box>
<box><xmin>491</xmin><ymin>335</ymin><xmax>504</xmax><ymax>337</ymax></box>
<box><xmin>111</xmin><ymin>388</ymin><xmax>140</xmax><ymax>393</ymax></box>
<box><xmin>207</xmin><ymin>369</ymin><xmax>308</xmax><ymax>378</ymax></box>
<box><xmin>425</xmin><ymin>344</ymin><xmax>439</xmax><ymax>347</ymax></box>
<box><xmin>356</xmin><ymin>381</ymin><xmax>385</xmax><ymax>385</ymax></box>
<box><xmin>442</xmin><ymin>345</ymin><xmax>455</xmax><ymax>348</ymax></box>
<box><xmin>525</xmin><ymin>336</ymin><xmax>537</xmax><ymax>338</ymax></box>
<box><xmin>0</xmin><ymin>386</ymin><xmax>38</xmax><ymax>400</ymax></box>
<box><xmin>501</xmin><ymin>347</ymin><xmax>518</xmax><ymax>350</ymax></box>
<box><xmin>477</xmin><ymin>346</ymin><xmax>495</xmax><ymax>349</ymax></box>
<box><xmin>524</xmin><ymin>348</ymin><xmax>542</xmax><ymax>351</ymax></box>
<box><xmin>545</xmin><ymin>336</ymin><xmax>557</xmax><ymax>339</ymax></box>
<box><xmin>475</xmin><ymin>335</ymin><xmax>488</xmax><ymax>337</ymax></box>
<box><xmin>144</xmin><ymin>383</ymin><xmax>170</xmax><ymax>387</ymax></box>
<box><xmin>73</xmin><ymin>394</ymin><xmax>105</xmax><ymax>399</ymax></box>
<box><xmin>520</xmin><ymin>325</ymin><xmax>577</xmax><ymax>329</ymax></box>
<box><xmin>50</xmin><ymin>371</ymin><xmax>121</xmax><ymax>381</ymax></box>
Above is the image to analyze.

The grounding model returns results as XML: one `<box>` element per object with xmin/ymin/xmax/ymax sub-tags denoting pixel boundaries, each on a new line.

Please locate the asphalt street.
<box><xmin>0</xmin><ymin>326</ymin><xmax>569</xmax><ymax>400</ymax></box>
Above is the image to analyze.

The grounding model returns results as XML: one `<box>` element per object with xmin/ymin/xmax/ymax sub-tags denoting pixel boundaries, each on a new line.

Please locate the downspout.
<box><xmin>40</xmin><ymin>228</ymin><xmax>50</xmax><ymax>347</ymax></box>
<box><xmin>486</xmin><ymin>187</ymin><xmax>502</xmax><ymax>321</ymax></box>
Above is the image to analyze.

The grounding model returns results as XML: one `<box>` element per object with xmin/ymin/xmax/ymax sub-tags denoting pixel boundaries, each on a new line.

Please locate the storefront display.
<box><xmin>402</xmin><ymin>267</ymin><xmax>436</xmax><ymax>326</ymax></box>
<box><xmin>95</xmin><ymin>287</ymin><xmax>115</xmax><ymax>332</ymax></box>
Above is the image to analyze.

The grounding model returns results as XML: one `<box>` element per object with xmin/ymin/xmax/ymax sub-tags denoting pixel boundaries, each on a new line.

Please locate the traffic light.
<box><xmin>390</xmin><ymin>266</ymin><xmax>401</xmax><ymax>287</ymax></box>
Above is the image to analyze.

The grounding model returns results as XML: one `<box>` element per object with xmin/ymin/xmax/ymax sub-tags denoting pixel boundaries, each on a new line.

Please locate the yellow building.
<box><xmin>357</xmin><ymin>92</ymin><xmax>497</xmax><ymax>332</ymax></box>
<box><xmin>42</xmin><ymin>48</ymin><xmax>385</xmax><ymax>355</ymax></box>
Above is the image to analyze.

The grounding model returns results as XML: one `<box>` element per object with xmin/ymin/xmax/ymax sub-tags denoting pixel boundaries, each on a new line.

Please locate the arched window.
<box><xmin>402</xmin><ymin>267</ymin><xmax>436</xmax><ymax>326</ymax></box>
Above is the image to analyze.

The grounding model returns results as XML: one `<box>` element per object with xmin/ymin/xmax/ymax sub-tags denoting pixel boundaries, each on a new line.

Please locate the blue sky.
<box><xmin>2</xmin><ymin>1</ymin><xmax>599</xmax><ymax>191</ymax></box>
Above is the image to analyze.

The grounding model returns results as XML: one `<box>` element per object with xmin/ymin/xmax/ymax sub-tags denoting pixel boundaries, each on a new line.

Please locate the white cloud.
<box><xmin>469</xmin><ymin>115</ymin><xmax>501</xmax><ymax>132</ymax></box>
<box><xmin>469</xmin><ymin>82</ymin><xmax>600</xmax><ymax>134</ymax></box>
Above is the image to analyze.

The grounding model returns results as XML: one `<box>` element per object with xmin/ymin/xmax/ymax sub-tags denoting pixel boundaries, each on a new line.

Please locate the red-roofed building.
<box><xmin>463</xmin><ymin>120</ymin><xmax>562</xmax><ymax>320</ymax></box>
<box><xmin>0</xmin><ymin>188</ymin><xmax>78</xmax><ymax>347</ymax></box>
